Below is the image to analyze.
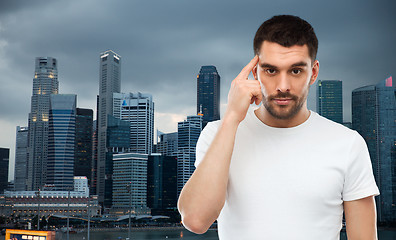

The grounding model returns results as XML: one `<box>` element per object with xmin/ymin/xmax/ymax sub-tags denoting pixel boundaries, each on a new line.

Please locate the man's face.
<box><xmin>253</xmin><ymin>41</ymin><xmax>319</xmax><ymax>120</ymax></box>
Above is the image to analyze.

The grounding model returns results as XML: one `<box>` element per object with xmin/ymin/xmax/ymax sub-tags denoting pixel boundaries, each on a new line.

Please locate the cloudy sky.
<box><xmin>0</xmin><ymin>0</ymin><xmax>395</xmax><ymax>180</ymax></box>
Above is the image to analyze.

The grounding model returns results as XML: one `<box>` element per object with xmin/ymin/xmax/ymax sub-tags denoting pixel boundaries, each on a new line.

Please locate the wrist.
<box><xmin>222</xmin><ymin>111</ymin><xmax>242</xmax><ymax>128</ymax></box>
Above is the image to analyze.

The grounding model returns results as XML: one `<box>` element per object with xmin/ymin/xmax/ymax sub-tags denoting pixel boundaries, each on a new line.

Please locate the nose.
<box><xmin>276</xmin><ymin>72</ymin><xmax>291</xmax><ymax>92</ymax></box>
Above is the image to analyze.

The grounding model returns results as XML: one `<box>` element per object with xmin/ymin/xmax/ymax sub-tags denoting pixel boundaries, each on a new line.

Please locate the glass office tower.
<box><xmin>177</xmin><ymin>115</ymin><xmax>202</xmax><ymax>196</ymax></box>
<box><xmin>27</xmin><ymin>57</ymin><xmax>59</xmax><ymax>191</ymax></box>
<box><xmin>14</xmin><ymin>126</ymin><xmax>28</xmax><ymax>191</ymax></box>
<box><xmin>317</xmin><ymin>80</ymin><xmax>343</xmax><ymax>124</ymax></box>
<box><xmin>197</xmin><ymin>66</ymin><xmax>220</xmax><ymax>128</ymax></box>
<box><xmin>352</xmin><ymin>76</ymin><xmax>396</xmax><ymax>223</ymax></box>
<box><xmin>47</xmin><ymin>94</ymin><xmax>76</xmax><ymax>190</ymax></box>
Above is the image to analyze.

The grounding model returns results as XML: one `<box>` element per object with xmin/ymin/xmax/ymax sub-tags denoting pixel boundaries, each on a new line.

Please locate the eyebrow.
<box><xmin>260</xmin><ymin>61</ymin><xmax>308</xmax><ymax>69</ymax></box>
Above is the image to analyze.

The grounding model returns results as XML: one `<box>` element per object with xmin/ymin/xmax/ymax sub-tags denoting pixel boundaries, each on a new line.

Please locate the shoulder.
<box><xmin>198</xmin><ymin>120</ymin><xmax>222</xmax><ymax>143</ymax></box>
<box><xmin>310</xmin><ymin>112</ymin><xmax>368</xmax><ymax>154</ymax></box>
<box><xmin>195</xmin><ymin>120</ymin><xmax>222</xmax><ymax>167</ymax></box>
<box><xmin>310</xmin><ymin>111</ymin><xmax>358</xmax><ymax>139</ymax></box>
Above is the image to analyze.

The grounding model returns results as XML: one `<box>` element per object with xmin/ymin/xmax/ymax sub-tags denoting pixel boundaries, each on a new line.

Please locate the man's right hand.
<box><xmin>224</xmin><ymin>55</ymin><xmax>262</xmax><ymax>124</ymax></box>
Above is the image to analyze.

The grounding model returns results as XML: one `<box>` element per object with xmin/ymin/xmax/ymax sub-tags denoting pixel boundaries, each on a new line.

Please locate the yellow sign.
<box><xmin>5</xmin><ymin>229</ymin><xmax>55</xmax><ymax>240</ymax></box>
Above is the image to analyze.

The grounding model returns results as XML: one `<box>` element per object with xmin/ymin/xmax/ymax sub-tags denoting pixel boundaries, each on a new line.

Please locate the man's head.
<box><xmin>253</xmin><ymin>15</ymin><xmax>318</xmax><ymax>63</ymax></box>
<box><xmin>252</xmin><ymin>15</ymin><xmax>319</xmax><ymax>122</ymax></box>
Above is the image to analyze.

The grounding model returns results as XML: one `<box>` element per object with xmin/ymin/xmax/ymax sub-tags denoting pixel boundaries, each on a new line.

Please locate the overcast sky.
<box><xmin>0</xmin><ymin>0</ymin><xmax>395</xmax><ymax>180</ymax></box>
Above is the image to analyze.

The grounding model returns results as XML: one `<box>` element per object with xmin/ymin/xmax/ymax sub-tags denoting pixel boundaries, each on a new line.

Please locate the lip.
<box><xmin>273</xmin><ymin>98</ymin><xmax>293</xmax><ymax>105</ymax></box>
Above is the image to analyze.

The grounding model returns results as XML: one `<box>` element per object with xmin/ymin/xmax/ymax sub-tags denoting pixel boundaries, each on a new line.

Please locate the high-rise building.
<box><xmin>157</xmin><ymin>132</ymin><xmax>178</xmax><ymax>156</ymax></box>
<box><xmin>91</xmin><ymin>96</ymin><xmax>99</xmax><ymax>195</ymax></box>
<box><xmin>352</xmin><ymin>76</ymin><xmax>396</xmax><ymax>223</ymax></box>
<box><xmin>107</xmin><ymin>115</ymin><xmax>130</xmax><ymax>153</ymax></box>
<box><xmin>27</xmin><ymin>57</ymin><xmax>59</xmax><ymax>191</ymax></box>
<box><xmin>112</xmin><ymin>153</ymin><xmax>149</xmax><ymax>215</ymax></box>
<box><xmin>197</xmin><ymin>66</ymin><xmax>220</xmax><ymax>128</ymax></box>
<box><xmin>75</xmin><ymin>108</ymin><xmax>93</xmax><ymax>185</ymax></box>
<box><xmin>47</xmin><ymin>94</ymin><xmax>76</xmax><ymax>191</ymax></box>
<box><xmin>113</xmin><ymin>92</ymin><xmax>154</xmax><ymax>154</ymax></box>
<box><xmin>147</xmin><ymin>153</ymin><xmax>177</xmax><ymax>210</ymax></box>
<box><xmin>97</xmin><ymin>50</ymin><xmax>121</xmax><ymax>203</ymax></box>
<box><xmin>316</xmin><ymin>80</ymin><xmax>343</xmax><ymax>124</ymax></box>
<box><xmin>103</xmin><ymin>115</ymin><xmax>130</xmax><ymax>209</ymax></box>
<box><xmin>177</xmin><ymin>115</ymin><xmax>202</xmax><ymax>195</ymax></box>
<box><xmin>14</xmin><ymin>126</ymin><xmax>28</xmax><ymax>191</ymax></box>
<box><xmin>0</xmin><ymin>148</ymin><xmax>9</xmax><ymax>193</ymax></box>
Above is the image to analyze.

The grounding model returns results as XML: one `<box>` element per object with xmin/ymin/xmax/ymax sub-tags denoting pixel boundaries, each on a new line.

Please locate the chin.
<box><xmin>265</xmin><ymin>103</ymin><xmax>301</xmax><ymax>120</ymax></box>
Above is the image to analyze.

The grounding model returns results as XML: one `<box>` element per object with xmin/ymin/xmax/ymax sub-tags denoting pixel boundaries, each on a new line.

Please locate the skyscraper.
<box><xmin>112</xmin><ymin>152</ymin><xmax>149</xmax><ymax>215</ymax></box>
<box><xmin>316</xmin><ymin>80</ymin><xmax>343</xmax><ymax>124</ymax></box>
<box><xmin>97</xmin><ymin>50</ymin><xmax>121</xmax><ymax>203</ymax></box>
<box><xmin>14</xmin><ymin>126</ymin><xmax>28</xmax><ymax>191</ymax></box>
<box><xmin>104</xmin><ymin>115</ymin><xmax>130</xmax><ymax>209</ymax></box>
<box><xmin>0</xmin><ymin>148</ymin><xmax>9</xmax><ymax>193</ymax></box>
<box><xmin>352</xmin><ymin>76</ymin><xmax>396</xmax><ymax>223</ymax></box>
<box><xmin>197</xmin><ymin>66</ymin><xmax>220</xmax><ymax>128</ymax></box>
<box><xmin>74</xmin><ymin>108</ymin><xmax>93</xmax><ymax>185</ymax></box>
<box><xmin>47</xmin><ymin>94</ymin><xmax>76</xmax><ymax>190</ymax></box>
<box><xmin>147</xmin><ymin>153</ymin><xmax>177</xmax><ymax>210</ymax></box>
<box><xmin>177</xmin><ymin>115</ymin><xmax>202</xmax><ymax>195</ymax></box>
<box><xmin>113</xmin><ymin>92</ymin><xmax>154</xmax><ymax>154</ymax></box>
<box><xmin>27</xmin><ymin>57</ymin><xmax>59</xmax><ymax>191</ymax></box>
<box><xmin>157</xmin><ymin>132</ymin><xmax>178</xmax><ymax>156</ymax></box>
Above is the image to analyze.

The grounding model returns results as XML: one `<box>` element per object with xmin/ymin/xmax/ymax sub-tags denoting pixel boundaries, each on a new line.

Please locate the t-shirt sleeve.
<box><xmin>195</xmin><ymin>121</ymin><xmax>221</xmax><ymax>168</ymax></box>
<box><xmin>342</xmin><ymin>132</ymin><xmax>380</xmax><ymax>201</ymax></box>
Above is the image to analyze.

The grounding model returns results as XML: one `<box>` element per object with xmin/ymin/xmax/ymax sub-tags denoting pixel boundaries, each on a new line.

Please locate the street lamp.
<box><xmin>67</xmin><ymin>189</ymin><xmax>71</xmax><ymax>240</ymax></box>
<box><xmin>126</xmin><ymin>182</ymin><xmax>132</xmax><ymax>240</ymax></box>
<box><xmin>87</xmin><ymin>196</ymin><xmax>90</xmax><ymax>240</ymax></box>
<box><xmin>35</xmin><ymin>189</ymin><xmax>40</xmax><ymax>230</ymax></box>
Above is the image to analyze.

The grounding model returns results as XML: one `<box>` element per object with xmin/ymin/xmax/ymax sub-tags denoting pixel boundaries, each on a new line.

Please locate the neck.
<box><xmin>254</xmin><ymin>104</ymin><xmax>311</xmax><ymax>128</ymax></box>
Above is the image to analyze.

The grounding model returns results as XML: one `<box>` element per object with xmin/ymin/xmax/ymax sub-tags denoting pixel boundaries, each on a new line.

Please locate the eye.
<box><xmin>265</xmin><ymin>69</ymin><xmax>276</xmax><ymax>75</ymax></box>
<box><xmin>291</xmin><ymin>68</ymin><xmax>302</xmax><ymax>75</ymax></box>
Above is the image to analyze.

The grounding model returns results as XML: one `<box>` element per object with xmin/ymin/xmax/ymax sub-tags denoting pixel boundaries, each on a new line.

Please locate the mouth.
<box><xmin>273</xmin><ymin>98</ymin><xmax>293</xmax><ymax>105</ymax></box>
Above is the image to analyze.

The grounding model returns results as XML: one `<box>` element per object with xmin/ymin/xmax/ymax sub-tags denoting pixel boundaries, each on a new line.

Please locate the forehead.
<box><xmin>258</xmin><ymin>41</ymin><xmax>311</xmax><ymax>67</ymax></box>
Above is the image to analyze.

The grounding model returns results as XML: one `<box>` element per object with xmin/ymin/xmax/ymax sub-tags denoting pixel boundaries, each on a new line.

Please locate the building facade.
<box><xmin>352</xmin><ymin>76</ymin><xmax>396</xmax><ymax>223</ymax></box>
<box><xmin>27</xmin><ymin>57</ymin><xmax>59</xmax><ymax>191</ymax></box>
<box><xmin>177</xmin><ymin>115</ymin><xmax>202</xmax><ymax>195</ymax></box>
<box><xmin>74</xmin><ymin>108</ymin><xmax>93</xmax><ymax>186</ymax></box>
<box><xmin>147</xmin><ymin>154</ymin><xmax>177</xmax><ymax>210</ymax></box>
<box><xmin>97</xmin><ymin>50</ymin><xmax>121</xmax><ymax>204</ymax></box>
<box><xmin>316</xmin><ymin>80</ymin><xmax>343</xmax><ymax>124</ymax></box>
<box><xmin>103</xmin><ymin>115</ymin><xmax>130</xmax><ymax>209</ymax></box>
<box><xmin>1</xmin><ymin>177</ymin><xmax>100</xmax><ymax>218</ymax></box>
<box><xmin>112</xmin><ymin>153</ymin><xmax>149</xmax><ymax>215</ymax></box>
<box><xmin>15</xmin><ymin>126</ymin><xmax>29</xmax><ymax>191</ymax></box>
<box><xmin>47</xmin><ymin>94</ymin><xmax>76</xmax><ymax>191</ymax></box>
<box><xmin>197</xmin><ymin>66</ymin><xmax>220</xmax><ymax>128</ymax></box>
<box><xmin>156</xmin><ymin>132</ymin><xmax>178</xmax><ymax>157</ymax></box>
<box><xmin>113</xmin><ymin>92</ymin><xmax>154</xmax><ymax>155</ymax></box>
<box><xmin>0</xmin><ymin>148</ymin><xmax>9</xmax><ymax>194</ymax></box>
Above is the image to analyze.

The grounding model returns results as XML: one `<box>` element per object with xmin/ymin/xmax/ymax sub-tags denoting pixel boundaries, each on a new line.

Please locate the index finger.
<box><xmin>237</xmin><ymin>55</ymin><xmax>259</xmax><ymax>79</ymax></box>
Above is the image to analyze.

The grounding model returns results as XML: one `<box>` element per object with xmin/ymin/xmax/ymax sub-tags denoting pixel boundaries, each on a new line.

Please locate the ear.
<box><xmin>309</xmin><ymin>60</ymin><xmax>319</xmax><ymax>86</ymax></box>
<box><xmin>252</xmin><ymin>65</ymin><xmax>258</xmax><ymax>80</ymax></box>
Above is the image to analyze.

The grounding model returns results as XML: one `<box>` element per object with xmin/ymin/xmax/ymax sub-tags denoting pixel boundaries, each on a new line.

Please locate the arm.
<box><xmin>177</xmin><ymin>56</ymin><xmax>261</xmax><ymax>234</ymax></box>
<box><xmin>344</xmin><ymin>195</ymin><xmax>378</xmax><ymax>240</ymax></box>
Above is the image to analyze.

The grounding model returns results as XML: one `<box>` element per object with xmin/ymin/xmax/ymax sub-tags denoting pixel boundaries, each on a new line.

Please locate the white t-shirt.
<box><xmin>195</xmin><ymin>107</ymin><xmax>380</xmax><ymax>240</ymax></box>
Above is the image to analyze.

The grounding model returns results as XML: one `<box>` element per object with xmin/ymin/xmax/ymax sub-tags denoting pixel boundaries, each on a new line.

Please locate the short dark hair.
<box><xmin>253</xmin><ymin>15</ymin><xmax>318</xmax><ymax>62</ymax></box>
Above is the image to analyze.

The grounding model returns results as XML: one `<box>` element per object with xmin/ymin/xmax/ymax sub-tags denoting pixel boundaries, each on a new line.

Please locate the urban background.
<box><xmin>0</xmin><ymin>0</ymin><xmax>394</xmax><ymax>230</ymax></box>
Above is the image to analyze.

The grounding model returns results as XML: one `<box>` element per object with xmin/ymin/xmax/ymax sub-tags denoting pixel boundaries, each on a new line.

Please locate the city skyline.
<box><xmin>0</xmin><ymin>0</ymin><xmax>395</xmax><ymax>180</ymax></box>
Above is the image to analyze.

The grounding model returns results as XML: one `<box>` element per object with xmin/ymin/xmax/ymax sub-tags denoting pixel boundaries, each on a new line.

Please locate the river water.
<box><xmin>53</xmin><ymin>228</ymin><xmax>396</xmax><ymax>240</ymax></box>
<box><xmin>3</xmin><ymin>228</ymin><xmax>396</xmax><ymax>239</ymax></box>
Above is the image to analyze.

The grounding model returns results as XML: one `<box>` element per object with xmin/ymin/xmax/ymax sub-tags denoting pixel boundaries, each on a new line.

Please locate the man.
<box><xmin>178</xmin><ymin>15</ymin><xmax>380</xmax><ymax>239</ymax></box>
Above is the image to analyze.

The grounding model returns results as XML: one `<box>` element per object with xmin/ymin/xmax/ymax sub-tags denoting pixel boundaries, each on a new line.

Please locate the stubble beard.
<box><xmin>262</xmin><ymin>90</ymin><xmax>308</xmax><ymax>120</ymax></box>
